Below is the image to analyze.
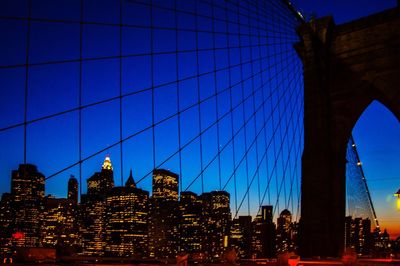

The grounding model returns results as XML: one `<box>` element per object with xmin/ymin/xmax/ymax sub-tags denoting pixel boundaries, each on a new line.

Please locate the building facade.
<box><xmin>104</xmin><ymin>173</ymin><xmax>149</xmax><ymax>257</ymax></box>
<box><xmin>149</xmin><ymin>169</ymin><xmax>179</xmax><ymax>259</ymax></box>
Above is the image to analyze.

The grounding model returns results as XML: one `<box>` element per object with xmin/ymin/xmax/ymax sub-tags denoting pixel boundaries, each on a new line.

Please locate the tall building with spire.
<box><xmin>87</xmin><ymin>155</ymin><xmax>115</xmax><ymax>195</ymax></box>
<box><xmin>80</xmin><ymin>155</ymin><xmax>115</xmax><ymax>256</ymax></box>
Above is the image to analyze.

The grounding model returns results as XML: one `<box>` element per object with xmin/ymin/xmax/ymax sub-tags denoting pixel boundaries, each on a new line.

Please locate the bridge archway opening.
<box><xmin>347</xmin><ymin>100</ymin><xmax>400</xmax><ymax>237</ymax></box>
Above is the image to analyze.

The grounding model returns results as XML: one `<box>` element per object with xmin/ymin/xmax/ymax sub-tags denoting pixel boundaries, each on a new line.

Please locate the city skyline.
<box><xmin>0</xmin><ymin>152</ymin><xmax>397</xmax><ymax>241</ymax></box>
<box><xmin>0</xmin><ymin>157</ymin><xmax>300</xmax><ymax>261</ymax></box>
<box><xmin>0</xmin><ymin>157</ymin><xmax>394</xmax><ymax>261</ymax></box>
<box><xmin>0</xmin><ymin>0</ymin><xmax>398</xmax><ymax>260</ymax></box>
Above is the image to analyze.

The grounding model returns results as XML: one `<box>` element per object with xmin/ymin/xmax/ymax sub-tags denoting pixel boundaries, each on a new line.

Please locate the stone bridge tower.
<box><xmin>296</xmin><ymin>6</ymin><xmax>400</xmax><ymax>257</ymax></box>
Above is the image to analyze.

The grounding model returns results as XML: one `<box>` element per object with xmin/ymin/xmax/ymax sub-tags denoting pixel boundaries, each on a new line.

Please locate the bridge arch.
<box><xmin>296</xmin><ymin>7</ymin><xmax>400</xmax><ymax>258</ymax></box>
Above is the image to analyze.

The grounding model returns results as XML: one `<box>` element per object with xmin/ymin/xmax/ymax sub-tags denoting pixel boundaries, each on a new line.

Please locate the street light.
<box><xmin>394</xmin><ymin>188</ymin><xmax>400</xmax><ymax>210</ymax></box>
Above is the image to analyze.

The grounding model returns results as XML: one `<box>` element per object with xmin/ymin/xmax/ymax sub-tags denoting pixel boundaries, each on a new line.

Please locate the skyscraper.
<box><xmin>152</xmin><ymin>169</ymin><xmax>179</xmax><ymax>201</ymax></box>
<box><xmin>149</xmin><ymin>169</ymin><xmax>179</xmax><ymax>259</ymax></box>
<box><xmin>10</xmin><ymin>164</ymin><xmax>45</xmax><ymax>247</ymax></box>
<box><xmin>104</xmin><ymin>171</ymin><xmax>149</xmax><ymax>257</ymax></box>
<box><xmin>179</xmin><ymin>191</ymin><xmax>202</xmax><ymax>254</ymax></box>
<box><xmin>200</xmin><ymin>191</ymin><xmax>231</xmax><ymax>261</ymax></box>
<box><xmin>80</xmin><ymin>193</ymin><xmax>105</xmax><ymax>256</ymax></box>
<box><xmin>80</xmin><ymin>155</ymin><xmax>115</xmax><ymax>256</ymax></box>
<box><xmin>68</xmin><ymin>175</ymin><xmax>78</xmax><ymax>204</ymax></box>
<box><xmin>345</xmin><ymin>216</ymin><xmax>373</xmax><ymax>256</ymax></box>
<box><xmin>0</xmin><ymin>193</ymin><xmax>12</xmax><ymax>254</ymax></box>
<box><xmin>252</xmin><ymin>205</ymin><xmax>276</xmax><ymax>258</ymax></box>
<box><xmin>230</xmin><ymin>216</ymin><xmax>252</xmax><ymax>258</ymax></box>
<box><xmin>276</xmin><ymin>209</ymin><xmax>293</xmax><ymax>253</ymax></box>
<box><xmin>87</xmin><ymin>155</ymin><xmax>114</xmax><ymax>195</ymax></box>
<box><xmin>41</xmin><ymin>196</ymin><xmax>79</xmax><ymax>254</ymax></box>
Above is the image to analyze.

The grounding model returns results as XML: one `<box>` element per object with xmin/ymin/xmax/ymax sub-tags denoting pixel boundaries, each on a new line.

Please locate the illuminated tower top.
<box><xmin>102</xmin><ymin>155</ymin><xmax>113</xmax><ymax>171</ymax></box>
<box><xmin>87</xmin><ymin>155</ymin><xmax>114</xmax><ymax>195</ymax></box>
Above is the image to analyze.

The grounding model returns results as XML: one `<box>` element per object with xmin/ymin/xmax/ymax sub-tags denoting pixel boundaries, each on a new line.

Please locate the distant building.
<box><xmin>68</xmin><ymin>176</ymin><xmax>78</xmax><ymax>204</ymax></box>
<box><xmin>152</xmin><ymin>169</ymin><xmax>179</xmax><ymax>201</ymax></box>
<box><xmin>179</xmin><ymin>191</ymin><xmax>202</xmax><ymax>254</ymax></box>
<box><xmin>251</xmin><ymin>214</ymin><xmax>263</xmax><ymax>257</ymax></box>
<box><xmin>104</xmin><ymin>171</ymin><xmax>149</xmax><ymax>257</ymax></box>
<box><xmin>87</xmin><ymin>155</ymin><xmax>114</xmax><ymax>195</ymax></box>
<box><xmin>10</xmin><ymin>164</ymin><xmax>45</xmax><ymax>247</ymax></box>
<box><xmin>41</xmin><ymin>196</ymin><xmax>79</xmax><ymax>254</ymax></box>
<box><xmin>276</xmin><ymin>209</ymin><xmax>293</xmax><ymax>253</ymax></box>
<box><xmin>80</xmin><ymin>156</ymin><xmax>115</xmax><ymax>256</ymax></box>
<box><xmin>80</xmin><ymin>193</ymin><xmax>106</xmax><ymax>256</ymax></box>
<box><xmin>148</xmin><ymin>169</ymin><xmax>180</xmax><ymax>259</ymax></box>
<box><xmin>252</xmin><ymin>205</ymin><xmax>276</xmax><ymax>258</ymax></box>
<box><xmin>230</xmin><ymin>216</ymin><xmax>252</xmax><ymax>258</ymax></box>
<box><xmin>345</xmin><ymin>216</ymin><xmax>373</xmax><ymax>255</ymax></box>
<box><xmin>0</xmin><ymin>193</ymin><xmax>13</xmax><ymax>254</ymax></box>
<box><xmin>200</xmin><ymin>191</ymin><xmax>231</xmax><ymax>261</ymax></box>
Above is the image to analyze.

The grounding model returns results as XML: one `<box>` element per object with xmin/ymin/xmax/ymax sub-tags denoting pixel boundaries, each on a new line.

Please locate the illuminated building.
<box><xmin>80</xmin><ymin>155</ymin><xmax>115</xmax><ymax>256</ymax></box>
<box><xmin>68</xmin><ymin>176</ymin><xmax>78</xmax><ymax>204</ymax></box>
<box><xmin>276</xmin><ymin>209</ymin><xmax>293</xmax><ymax>253</ymax></box>
<box><xmin>10</xmin><ymin>164</ymin><xmax>45</xmax><ymax>247</ymax></box>
<box><xmin>149</xmin><ymin>169</ymin><xmax>179</xmax><ymax>259</ymax></box>
<box><xmin>80</xmin><ymin>193</ymin><xmax>106</xmax><ymax>256</ymax></box>
<box><xmin>251</xmin><ymin>214</ymin><xmax>263</xmax><ymax>257</ymax></box>
<box><xmin>230</xmin><ymin>216</ymin><xmax>252</xmax><ymax>258</ymax></box>
<box><xmin>345</xmin><ymin>216</ymin><xmax>373</xmax><ymax>255</ymax></box>
<box><xmin>361</xmin><ymin>218</ymin><xmax>372</xmax><ymax>255</ymax></box>
<box><xmin>252</xmin><ymin>205</ymin><xmax>276</xmax><ymax>258</ymax></box>
<box><xmin>152</xmin><ymin>169</ymin><xmax>179</xmax><ymax>201</ymax></box>
<box><xmin>200</xmin><ymin>191</ymin><xmax>231</xmax><ymax>261</ymax></box>
<box><xmin>104</xmin><ymin>171</ymin><xmax>149</xmax><ymax>257</ymax></box>
<box><xmin>0</xmin><ymin>193</ymin><xmax>12</xmax><ymax>254</ymax></box>
<box><xmin>87</xmin><ymin>155</ymin><xmax>115</xmax><ymax>195</ymax></box>
<box><xmin>179</xmin><ymin>191</ymin><xmax>202</xmax><ymax>254</ymax></box>
<box><xmin>41</xmin><ymin>196</ymin><xmax>79</xmax><ymax>254</ymax></box>
<box><xmin>395</xmin><ymin>189</ymin><xmax>400</xmax><ymax>210</ymax></box>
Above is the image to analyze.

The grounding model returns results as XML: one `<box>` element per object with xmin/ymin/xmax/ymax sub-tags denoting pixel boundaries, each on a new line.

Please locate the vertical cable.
<box><xmin>252</xmin><ymin>0</ymin><xmax>262</xmax><ymax>210</ymax></box>
<box><xmin>78</xmin><ymin>0</ymin><xmax>84</xmax><ymax>198</ymax></box>
<box><xmin>195</xmin><ymin>0</ymin><xmax>205</xmax><ymax>193</ymax></box>
<box><xmin>211</xmin><ymin>0</ymin><xmax>222</xmax><ymax>191</ymax></box>
<box><xmin>237</xmin><ymin>1</ymin><xmax>251</xmax><ymax>216</ymax></box>
<box><xmin>224</xmin><ymin>0</ymin><xmax>238</xmax><ymax>214</ymax></box>
<box><xmin>119</xmin><ymin>0</ymin><xmax>124</xmax><ymax>186</ymax></box>
<box><xmin>23</xmin><ymin>0</ymin><xmax>32</xmax><ymax>165</ymax></box>
<box><xmin>175</xmin><ymin>0</ymin><xmax>183</xmax><ymax>194</ymax></box>
<box><xmin>150</xmin><ymin>0</ymin><xmax>156</xmax><ymax>172</ymax></box>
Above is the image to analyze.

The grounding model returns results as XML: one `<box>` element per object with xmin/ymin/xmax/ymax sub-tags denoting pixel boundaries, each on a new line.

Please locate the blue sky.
<box><xmin>0</xmin><ymin>0</ymin><xmax>304</xmax><ymax>220</ymax></box>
